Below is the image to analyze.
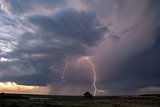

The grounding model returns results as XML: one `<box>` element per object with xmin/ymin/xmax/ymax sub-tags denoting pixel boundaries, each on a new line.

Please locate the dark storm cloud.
<box><xmin>27</xmin><ymin>9</ymin><xmax>107</xmax><ymax>46</ymax></box>
<box><xmin>0</xmin><ymin>8</ymin><xmax>107</xmax><ymax>85</ymax></box>
<box><xmin>102</xmin><ymin>27</ymin><xmax>160</xmax><ymax>93</ymax></box>
<box><xmin>1</xmin><ymin>0</ymin><xmax>160</xmax><ymax>95</ymax></box>
<box><xmin>117</xmin><ymin>26</ymin><xmax>160</xmax><ymax>91</ymax></box>
<box><xmin>106</xmin><ymin>35</ymin><xmax>160</xmax><ymax>95</ymax></box>
<box><xmin>0</xmin><ymin>73</ymin><xmax>52</xmax><ymax>86</ymax></box>
<box><xmin>87</xmin><ymin>0</ymin><xmax>160</xmax><ymax>95</ymax></box>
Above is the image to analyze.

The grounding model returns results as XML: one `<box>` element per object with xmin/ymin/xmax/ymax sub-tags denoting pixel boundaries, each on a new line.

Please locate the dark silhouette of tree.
<box><xmin>83</xmin><ymin>92</ymin><xmax>92</xmax><ymax>98</ymax></box>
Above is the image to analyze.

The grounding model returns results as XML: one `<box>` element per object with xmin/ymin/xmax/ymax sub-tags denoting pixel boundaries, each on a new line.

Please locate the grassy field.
<box><xmin>0</xmin><ymin>94</ymin><xmax>160</xmax><ymax>107</ymax></box>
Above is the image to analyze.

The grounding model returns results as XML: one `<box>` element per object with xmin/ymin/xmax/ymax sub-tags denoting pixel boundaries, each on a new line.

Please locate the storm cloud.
<box><xmin>0</xmin><ymin>1</ymin><xmax>107</xmax><ymax>89</ymax></box>
<box><xmin>0</xmin><ymin>0</ymin><xmax>67</xmax><ymax>16</ymax></box>
<box><xmin>0</xmin><ymin>0</ymin><xmax>160</xmax><ymax>95</ymax></box>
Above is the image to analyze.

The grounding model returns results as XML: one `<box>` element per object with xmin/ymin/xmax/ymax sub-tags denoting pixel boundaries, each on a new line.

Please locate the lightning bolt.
<box><xmin>85</xmin><ymin>56</ymin><xmax>97</xmax><ymax>96</ymax></box>
<box><xmin>58</xmin><ymin>62</ymin><xmax>68</xmax><ymax>85</ymax></box>
<box><xmin>61</xmin><ymin>62</ymin><xmax>68</xmax><ymax>80</ymax></box>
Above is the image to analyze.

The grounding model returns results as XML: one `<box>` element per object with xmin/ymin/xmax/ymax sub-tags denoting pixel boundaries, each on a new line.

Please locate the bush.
<box><xmin>83</xmin><ymin>92</ymin><xmax>92</xmax><ymax>98</ymax></box>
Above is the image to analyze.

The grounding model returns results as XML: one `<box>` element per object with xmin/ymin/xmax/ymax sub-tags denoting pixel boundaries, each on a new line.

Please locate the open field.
<box><xmin>0</xmin><ymin>94</ymin><xmax>160</xmax><ymax>107</ymax></box>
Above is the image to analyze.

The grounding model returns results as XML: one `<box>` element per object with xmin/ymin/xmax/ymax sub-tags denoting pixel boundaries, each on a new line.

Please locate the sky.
<box><xmin>0</xmin><ymin>0</ymin><xmax>160</xmax><ymax>96</ymax></box>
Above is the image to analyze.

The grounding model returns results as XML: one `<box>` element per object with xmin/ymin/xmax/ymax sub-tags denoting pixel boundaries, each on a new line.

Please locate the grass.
<box><xmin>0</xmin><ymin>94</ymin><xmax>160</xmax><ymax>107</ymax></box>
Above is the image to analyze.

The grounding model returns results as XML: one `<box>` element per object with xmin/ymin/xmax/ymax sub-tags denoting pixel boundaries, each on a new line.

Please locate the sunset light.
<box><xmin>0</xmin><ymin>82</ymin><xmax>48</xmax><ymax>94</ymax></box>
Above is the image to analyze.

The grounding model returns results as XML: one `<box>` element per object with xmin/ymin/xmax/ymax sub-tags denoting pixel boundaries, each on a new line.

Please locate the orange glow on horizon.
<box><xmin>0</xmin><ymin>82</ymin><xmax>49</xmax><ymax>95</ymax></box>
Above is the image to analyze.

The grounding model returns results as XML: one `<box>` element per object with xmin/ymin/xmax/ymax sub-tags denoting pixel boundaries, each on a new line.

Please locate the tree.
<box><xmin>83</xmin><ymin>92</ymin><xmax>92</xmax><ymax>98</ymax></box>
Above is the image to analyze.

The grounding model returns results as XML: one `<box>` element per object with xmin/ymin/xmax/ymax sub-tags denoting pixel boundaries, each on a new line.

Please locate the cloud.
<box><xmin>27</xmin><ymin>8</ymin><xmax>107</xmax><ymax>46</ymax></box>
<box><xmin>0</xmin><ymin>0</ymin><xmax>67</xmax><ymax>16</ymax></box>
<box><xmin>0</xmin><ymin>0</ymin><xmax>160</xmax><ymax>95</ymax></box>
<box><xmin>0</xmin><ymin>81</ymin><xmax>49</xmax><ymax>94</ymax></box>
<box><xmin>85</xmin><ymin>0</ymin><xmax>160</xmax><ymax>95</ymax></box>
<box><xmin>138</xmin><ymin>87</ymin><xmax>160</xmax><ymax>94</ymax></box>
<box><xmin>0</xmin><ymin>7</ymin><xmax>107</xmax><ymax>87</ymax></box>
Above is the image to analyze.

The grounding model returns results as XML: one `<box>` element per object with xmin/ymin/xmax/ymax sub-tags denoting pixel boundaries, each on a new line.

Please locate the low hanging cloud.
<box><xmin>138</xmin><ymin>87</ymin><xmax>160</xmax><ymax>94</ymax></box>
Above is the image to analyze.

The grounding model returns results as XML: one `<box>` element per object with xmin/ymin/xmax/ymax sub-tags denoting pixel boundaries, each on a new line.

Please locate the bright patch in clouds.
<box><xmin>0</xmin><ymin>82</ymin><xmax>49</xmax><ymax>94</ymax></box>
<box><xmin>0</xmin><ymin>57</ymin><xmax>17</xmax><ymax>62</ymax></box>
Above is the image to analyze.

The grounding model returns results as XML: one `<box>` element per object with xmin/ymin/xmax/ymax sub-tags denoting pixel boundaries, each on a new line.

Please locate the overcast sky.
<box><xmin>0</xmin><ymin>0</ymin><xmax>160</xmax><ymax>95</ymax></box>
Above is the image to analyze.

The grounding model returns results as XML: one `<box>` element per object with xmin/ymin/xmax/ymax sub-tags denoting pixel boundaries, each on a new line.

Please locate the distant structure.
<box><xmin>83</xmin><ymin>92</ymin><xmax>93</xmax><ymax>98</ymax></box>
